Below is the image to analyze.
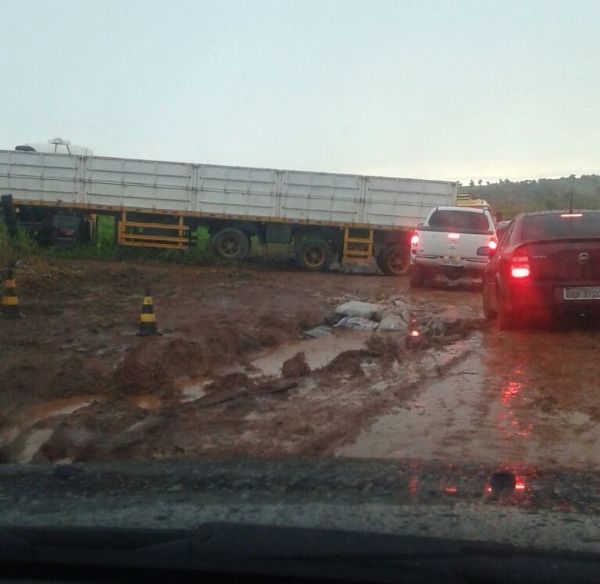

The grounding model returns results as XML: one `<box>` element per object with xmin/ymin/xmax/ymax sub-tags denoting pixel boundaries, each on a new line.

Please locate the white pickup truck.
<box><xmin>409</xmin><ymin>206</ymin><xmax>497</xmax><ymax>287</ymax></box>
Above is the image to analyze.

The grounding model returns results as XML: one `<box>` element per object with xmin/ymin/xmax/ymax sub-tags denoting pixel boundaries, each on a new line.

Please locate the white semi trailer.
<box><xmin>0</xmin><ymin>148</ymin><xmax>457</xmax><ymax>274</ymax></box>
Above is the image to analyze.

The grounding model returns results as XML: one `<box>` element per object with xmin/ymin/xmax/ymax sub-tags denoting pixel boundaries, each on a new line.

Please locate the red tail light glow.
<box><xmin>488</xmin><ymin>239</ymin><xmax>498</xmax><ymax>250</ymax></box>
<box><xmin>511</xmin><ymin>254</ymin><xmax>530</xmax><ymax>279</ymax></box>
<box><xmin>410</xmin><ymin>234</ymin><xmax>419</xmax><ymax>246</ymax></box>
<box><xmin>448</xmin><ymin>232</ymin><xmax>460</xmax><ymax>241</ymax></box>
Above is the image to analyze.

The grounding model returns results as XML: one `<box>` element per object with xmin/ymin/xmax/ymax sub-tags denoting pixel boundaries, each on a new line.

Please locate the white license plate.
<box><xmin>563</xmin><ymin>287</ymin><xmax>600</xmax><ymax>300</ymax></box>
<box><xmin>440</xmin><ymin>256</ymin><xmax>463</xmax><ymax>267</ymax></box>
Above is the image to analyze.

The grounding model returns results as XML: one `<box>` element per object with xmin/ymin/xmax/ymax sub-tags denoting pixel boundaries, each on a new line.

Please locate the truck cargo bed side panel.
<box><xmin>0</xmin><ymin>151</ymin><xmax>79</xmax><ymax>204</ymax></box>
<box><xmin>195</xmin><ymin>165</ymin><xmax>278</xmax><ymax>218</ymax></box>
<box><xmin>365</xmin><ymin>178</ymin><xmax>458</xmax><ymax>228</ymax></box>
<box><xmin>85</xmin><ymin>157</ymin><xmax>194</xmax><ymax>211</ymax></box>
<box><xmin>280</xmin><ymin>171</ymin><xmax>362</xmax><ymax>224</ymax></box>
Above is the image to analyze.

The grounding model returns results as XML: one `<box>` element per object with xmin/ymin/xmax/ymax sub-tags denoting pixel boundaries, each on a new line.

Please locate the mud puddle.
<box><xmin>179</xmin><ymin>331</ymin><xmax>372</xmax><ymax>402</ymax></box>
<box><xmin>18</xmin><ymin>428</ymin><xmax>55</xmax><ymax>464</ymax></box>
<box><xmin>1</xmin><ymin>395</ymin><xmax>100</xmax><ymax>445</ymax></box>
<box><xmin>27</xmin><ymin>396</ymin><xmax>100</xmax><ymax>424</ymax></box>
<box><xmin>250</xmin><ymin>331</ymin><xmax>371</xmax><ymax>376</ymax></box>
<box><xmin>130</xmin><ymin>394</ymin><xmax>162</xmax><ymax>410</ymax></box>
<box><xmin>1</xmin><ymin>395</ymin><xmax>101</xmax><ymax>462</ymax></box>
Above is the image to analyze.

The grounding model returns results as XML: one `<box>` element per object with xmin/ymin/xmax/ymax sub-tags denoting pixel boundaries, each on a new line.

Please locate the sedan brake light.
<box><xmin>511</xmin><ymin>254</ymin><xmax>530</xmax><ymax>279</ymax></box>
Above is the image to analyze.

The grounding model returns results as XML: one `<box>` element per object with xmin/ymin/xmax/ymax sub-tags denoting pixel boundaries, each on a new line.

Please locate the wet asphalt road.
<box><xmin>339</xmin><ymin>286</ymin><xmax>600</xmax><ymax>470</ymax></box>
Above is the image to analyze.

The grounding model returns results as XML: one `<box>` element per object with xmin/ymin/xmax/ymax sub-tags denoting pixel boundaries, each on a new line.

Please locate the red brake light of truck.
<box><xmin>448</xmin><ymin>232</ymin><xmax>460</xmax><ymax>241</ymax></box>
<box><xmin>410</xmin><ymin>234</ymin><xmax>419</xmax><ymax>246</ymax></box>
<box><xmin>511</xmin><ymin>255</ymin><xmax>530</xmax><ymax>279</ymax></box>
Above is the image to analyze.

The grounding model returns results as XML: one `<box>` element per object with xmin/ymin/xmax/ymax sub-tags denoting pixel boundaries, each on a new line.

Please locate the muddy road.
<box><xmin>1</xmin><ymin>258</ymin><xmax>599</xmax><ymax>471</ymax></box>
<box><xmin>337</xmin><ymin>327</ymin><xmax>600</xmax><ymax>469</ymax></box>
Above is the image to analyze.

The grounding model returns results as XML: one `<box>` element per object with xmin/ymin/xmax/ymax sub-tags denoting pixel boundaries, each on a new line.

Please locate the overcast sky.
<box><xmin>1</xmin><ymin>0</ymin><xmax>598</xmax><ymax>183</ymax></box>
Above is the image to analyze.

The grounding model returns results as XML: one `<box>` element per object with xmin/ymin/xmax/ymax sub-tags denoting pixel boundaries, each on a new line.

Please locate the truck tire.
<box><xmin>377</xmin><ymin>245</ymin><xmax>410</xmax><ymax>276</ymax></box>
<box><xmin>409</xmin><ymin>265</ymin><xmax>425</xmax><ymax>288</ymax></box>
<box><xmin>211</xmin><ymin>228</ymin><xmax>250</xmax><ymax>261</ymax></box>
<box><xmin>297</xmin><ymin>237</ymin><xmax>332</xmax><ymax>271</ymax></box>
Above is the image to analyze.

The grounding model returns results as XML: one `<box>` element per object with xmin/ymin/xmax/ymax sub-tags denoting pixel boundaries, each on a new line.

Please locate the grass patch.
<box><xmin>1</xmin><ymin>216</ymin><xmax>294</xmax><ymax>268</ymax></box>
<box><xmin>0</xmin><ymin>224</ymin><xmax>39</xmax><ymax>267</ymax></box>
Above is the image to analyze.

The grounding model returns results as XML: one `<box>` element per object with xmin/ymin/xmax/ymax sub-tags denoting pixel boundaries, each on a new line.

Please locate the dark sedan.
<box><xmin>483</xmin><ymin>210</ymin><xmax>600</xmax><ymax>329</ymax></box>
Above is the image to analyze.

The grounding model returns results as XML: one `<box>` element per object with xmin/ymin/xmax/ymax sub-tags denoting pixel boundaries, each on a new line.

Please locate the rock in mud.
<box><xmin>320</xmin><ymin>350</ymin><xmax>367</xmax><ymax>377</ymax></box>
<box><xmin>378</xmin><ymin>311</ymin><xmax>409</xmax><ymax>333</ymax></box>
<box><xmin>302</xmin><ymin>325</ymin><xmax>333</xmax><ymax>338</ymax></box>
<box><xmin>335</xmin><ymin>301</ymin><xmax>385</xmax><ymax>320</ymax></box>
<box><xmin>334</xmin><ymin>316</ymin><xmax>379</xmax><ymax>331</ymax></box>
<box><xmin>281</xmin><ymin>352</ymin><xmax>310</xmax><ymax>378</ymax></box>
<box><xmin>323</xmin><ymin>311</ymin><xmax>344</xmax><ymax>325</ymax></box>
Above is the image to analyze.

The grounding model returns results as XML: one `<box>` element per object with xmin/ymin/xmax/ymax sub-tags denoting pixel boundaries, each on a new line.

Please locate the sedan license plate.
<box><xmin>563</xmin><ymin>287</ymin><xmax>600</xmax><ymax>300</ymax></box>
<box><xmin>440</xmin><ymin>256</ymin><xmax>463</xmax><ymax>267</ymax></box>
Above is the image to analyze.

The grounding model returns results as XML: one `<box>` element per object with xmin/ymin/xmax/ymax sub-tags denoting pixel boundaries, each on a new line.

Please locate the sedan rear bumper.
<box><xmin>502</xmin><ymin>280</ymin><xmax>600</xmax><ymax>316</ymax></box>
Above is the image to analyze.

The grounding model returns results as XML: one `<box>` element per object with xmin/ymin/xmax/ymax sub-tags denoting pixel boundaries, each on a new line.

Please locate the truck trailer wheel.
<box><xmin>297</xmin><ymin>238</ymin><xmax>332</xmax><ymax>271</ymax></box>
<box><xmin>377</xmin><ymin>245</ymin><xmax>410</xmax><ymax>276</ymax></box>
<box><xmin>211</xmin><ymin>228</ymin><xmax>250</xmax><ymax>261</ymax></box>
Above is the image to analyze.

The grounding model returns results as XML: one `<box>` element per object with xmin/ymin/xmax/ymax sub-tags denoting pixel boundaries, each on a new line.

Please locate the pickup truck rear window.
<box><xmin>427</xmin><ymin>210</ymin><xmax>490</xmax><ymax>234</ymax></box>
<box><xmin>517</xmin><ymin>212</ymin><xmax>600</xmax><ymax>242</ymax></box>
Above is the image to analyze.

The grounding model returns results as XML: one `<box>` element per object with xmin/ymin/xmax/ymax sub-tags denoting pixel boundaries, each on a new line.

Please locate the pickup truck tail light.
<box><xmin>511</xmin><ymin>254</ymin><xmax>530</xmax><ymax>279</ymax></box>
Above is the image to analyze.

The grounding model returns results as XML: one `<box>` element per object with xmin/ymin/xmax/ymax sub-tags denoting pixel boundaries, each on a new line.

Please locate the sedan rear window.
<box><xmin>519</xmin><ymin>212</ymin><xmax>600</xmax><ymax>241</ymax></box>
<box><xmin>427</xmin><ymin>210</ymin><xmax>491</xmax><ymax>233</ymax></box>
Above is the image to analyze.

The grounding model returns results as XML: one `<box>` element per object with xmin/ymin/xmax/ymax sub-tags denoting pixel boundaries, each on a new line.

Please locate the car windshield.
<box><xmin>518</xmin><ymin>212</ymin><xmax>600</xmax><ymax>242</ymax></box>
<box><xmin>428</xmin><ymin>209</ymin><xmax>490</xmax><ymax>233</ymax></box>
<box><xmin>3</xmin><ymin>0</ymin><xmax>600</xmax><ymax>572</ymax></box>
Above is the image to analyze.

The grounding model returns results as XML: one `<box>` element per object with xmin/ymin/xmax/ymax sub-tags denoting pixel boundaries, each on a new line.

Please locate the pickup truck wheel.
<box><xmin>377</xmin><ymin>245</ymin><xmax>410</xmax><ymax>276</ymax></box>
<box><xmin>212</xmin><ymin>228</ymin><xmax>250</xmax><ymax>261</ymax></box>
<box><xmin>409</xmin><ymin>265</ymin><xmax>425</xmax><ymax>288</ymax></box>
<box><xmin>297</xmin><ymin>238</ymin><xmax>332</xmax><ymax>271</ymax></box>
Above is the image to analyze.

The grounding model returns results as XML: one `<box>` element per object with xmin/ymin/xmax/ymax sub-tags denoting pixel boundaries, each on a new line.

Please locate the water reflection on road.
<box><xmin>338</xmin><ymin>324</ymin><xmax>600</xmax><ymax>469</ymax></box>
